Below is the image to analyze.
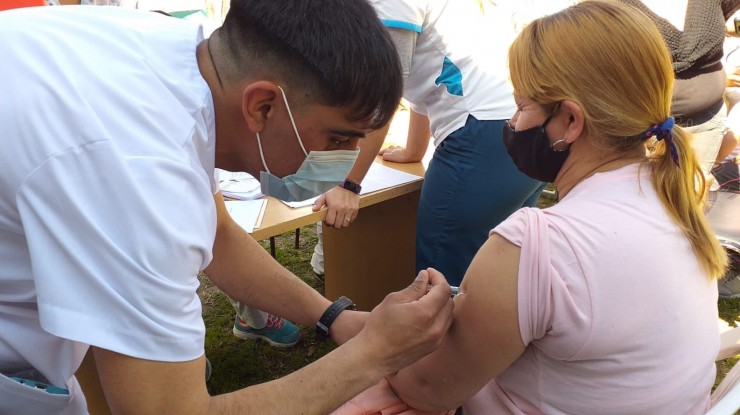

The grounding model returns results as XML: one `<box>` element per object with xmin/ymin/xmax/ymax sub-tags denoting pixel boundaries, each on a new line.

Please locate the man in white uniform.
<box><xmin>0</xmin><ymin>2</ymin><xmax>454</xmax><ymax>414</ymax></box>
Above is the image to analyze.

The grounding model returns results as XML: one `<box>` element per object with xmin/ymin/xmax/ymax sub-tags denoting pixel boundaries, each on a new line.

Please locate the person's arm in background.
<box><xmin>312</xmin><ymin>122</ymin><xmax>390</xmax><ymax>228</ymax></box>
<box><xmin>721</xmin><ymin>57</ymin><xmax>740</xmax><ymax>165</ymax></box>
<box><xmin>93</xmin><ymin>192</ymin><xmax>456</xmax><ymax>415</ymax></box>
<box><xmin>716</xmin><ymin>128</ymin><xmax>740</xmax><ymax>167</ymax></box>
<box><xmin>312</xmin><ymin>27</ymin><xmax>417</xmax><ymax>227</ymax></box>
<box><xmin>387</xmin><ymin>234</ymin><xmax>526</xmax><ymax>412</ymax></box>
<box><xmin>379</xmin><ymin>109</ymin><xmax>431</xmax><ymax>163</ymax></box>
<box><xmin>727</xmin><ymin>64</ymin><xmax>740</xmax><ymax>88</ymax></box>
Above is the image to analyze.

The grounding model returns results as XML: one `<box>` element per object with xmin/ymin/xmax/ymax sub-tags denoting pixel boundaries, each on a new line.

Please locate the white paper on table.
<box><xmin>224</xmin><ymin>199</ymin><xmax>268</xmax><ymax>233</ymax></box>
<box><xmin>359</xmin><ymin>163</ymin><xmax>423</xmax><ymax>194</ymax></box>
<box><xmin>279</xmin><ymin>163</ymin><xmax>423</xmax><ymax>208</ymax></box>
<box><xmin>217</xmin><ymin>169</ymin><xmax>264</xmax><ymax>200</ymax></box>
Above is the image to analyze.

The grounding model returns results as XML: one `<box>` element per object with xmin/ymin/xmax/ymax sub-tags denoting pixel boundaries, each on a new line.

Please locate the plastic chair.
<box><xmin>708</xmin><ymin>326</ymin><xmax>740</xmax><ymax>414</ymax></box>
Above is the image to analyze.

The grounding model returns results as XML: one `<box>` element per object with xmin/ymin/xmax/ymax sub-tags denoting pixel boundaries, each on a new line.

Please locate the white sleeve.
<box><xmin>17</xmin><ymin>141</ymin><xmax>215</xmax><ymax>362</ymax></box>
<box><xmin>370</xmin><ymin>0</ymin><xmax>426</xmax><ymax>33</ymax></box>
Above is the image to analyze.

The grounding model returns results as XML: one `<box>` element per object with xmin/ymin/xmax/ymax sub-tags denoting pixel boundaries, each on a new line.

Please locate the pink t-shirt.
<box><xmin>464</xmin><ymin>163</ymin><xmax>719</xmax><ymax>414</ymax></box>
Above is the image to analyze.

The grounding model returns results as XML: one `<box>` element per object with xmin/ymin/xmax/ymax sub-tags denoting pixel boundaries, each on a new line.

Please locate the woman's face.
<box><xmin>509</xmin><ymin>94</ymin><xmax>568</xmax><ymax>150</ymax></box>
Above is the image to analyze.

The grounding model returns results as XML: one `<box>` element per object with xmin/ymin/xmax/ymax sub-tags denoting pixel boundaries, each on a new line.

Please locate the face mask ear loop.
<box><xmin>255</xmin><ymin>132</ymin><xmax>272</xmax><ymax>174</ymax></box>
<box><xmin>550</xmin><ymin>138</ymin><xmax>569</xmax><ymax>152</ymax></box>
<box><xmin>276</xmin><ymin>85</ymin><xmax>308</xmax><ymax>157</ymax></box>
<box><xmin>541</xmin><ymin>115</ymin><xmax>553</xmax><ymax>129</ymax></box>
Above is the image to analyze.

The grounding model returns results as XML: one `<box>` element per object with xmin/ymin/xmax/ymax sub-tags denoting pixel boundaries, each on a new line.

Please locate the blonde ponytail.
<box><xmin>649</xmin><ymin>126</ymin><xmax>728</xmax><ymax>278</ymax></box>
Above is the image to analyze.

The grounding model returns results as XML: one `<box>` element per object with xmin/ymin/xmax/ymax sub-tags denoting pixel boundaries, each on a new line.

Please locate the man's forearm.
<box><xmin>205</xmin><ymin>216</ymin><xmax>330</xmax><ymax>328</ymax></box>
<box><xmin>210</xmin><ymin>335</ymin><xmax>388</xmax><ymax>414</ymax></box>
<box><xmin>95</xmin><ymin>337</ymin><xmax>390</xmax><ymax>415</ymax></box>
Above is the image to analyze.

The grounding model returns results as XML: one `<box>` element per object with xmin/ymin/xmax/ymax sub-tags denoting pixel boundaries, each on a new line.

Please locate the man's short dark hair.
<box><xmin>220</xmin><ymin>0</ymin><xmax>402</xmax><ymax>130</ymax></box>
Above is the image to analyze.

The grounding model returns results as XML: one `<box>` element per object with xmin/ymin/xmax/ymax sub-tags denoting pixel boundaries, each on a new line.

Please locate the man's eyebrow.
<box><xmin>328</xmin><ymin>129</ymin><xmax>366</xmax><ymax>139</ymax></box>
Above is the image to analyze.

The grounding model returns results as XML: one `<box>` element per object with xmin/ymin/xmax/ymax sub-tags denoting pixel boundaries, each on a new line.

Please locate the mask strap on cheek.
<box><xmin>541</xmin><ymin>102</ymin><xmax>561</xmax><ymax>129</ymax></box>
<box><xmin>276</xmin><ymin>85</ymin><xmax>309</xmax><ymax>157</ymax></box>
<box><xmin>542</xmin><ymin>115</ymin><xmax>554</xmax><ymax>129</ymax></box>
<box><xmin>256</xmin><ymin>132</ymin><xmax>272</xmax><ymax>174</ymax></box>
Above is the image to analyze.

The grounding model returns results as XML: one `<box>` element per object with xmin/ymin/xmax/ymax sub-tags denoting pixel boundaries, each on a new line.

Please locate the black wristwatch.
<box><xmin>339</xmin><ymin>178</ymin><xmax>362</xmax><ymax>194</ymax></box>
<box><xmin>316</xmin><ymin>296</ymin><xmax>356</xmax><ymax>339</ymax></box>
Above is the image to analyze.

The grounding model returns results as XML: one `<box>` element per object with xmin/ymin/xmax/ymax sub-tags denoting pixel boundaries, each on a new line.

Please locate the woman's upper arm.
<box><xmin>389</xmin><ymin>233</ymin><xmax>526</xmax><ymax>412</ymax></box>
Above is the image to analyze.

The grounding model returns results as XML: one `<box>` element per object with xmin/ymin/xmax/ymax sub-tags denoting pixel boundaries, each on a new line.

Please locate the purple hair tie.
<box><xmin>643</xmin><ymin>116</ymin><xmax>679</xmax><ymax>167</ymax></box>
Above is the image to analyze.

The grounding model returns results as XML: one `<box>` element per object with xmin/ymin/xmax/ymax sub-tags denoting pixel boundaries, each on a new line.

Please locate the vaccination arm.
<box><xmin>387</xmin><ymin>234</ymin><xmax>526</xmax><ymax>412</ymax></box>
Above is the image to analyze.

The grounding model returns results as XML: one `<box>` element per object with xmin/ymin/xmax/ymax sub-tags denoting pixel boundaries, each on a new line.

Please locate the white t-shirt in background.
<box><xmin>370</xmin><ymin>0</ymin><xmax>517</xmax><ymax>146</ymax></box>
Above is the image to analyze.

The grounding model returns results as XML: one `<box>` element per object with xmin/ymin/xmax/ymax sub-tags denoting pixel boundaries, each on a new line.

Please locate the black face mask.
<box><xmin>502</xmin><ymin>116</ymin><xmax>570</xmax><ymax>183</ymax></box>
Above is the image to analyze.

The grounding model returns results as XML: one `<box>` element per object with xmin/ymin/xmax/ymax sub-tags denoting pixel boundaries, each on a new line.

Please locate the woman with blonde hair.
<box><xmin>385</xmin><ymin>1</ymin><xmax>728</xmax><ymax>413</ymax></box>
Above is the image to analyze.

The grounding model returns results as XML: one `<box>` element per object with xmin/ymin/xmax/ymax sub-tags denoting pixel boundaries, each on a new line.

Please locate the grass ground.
<box><xmin>200</xmin><ymin>187</ymin><xmax>740</xmax><ymax>398</ymax></box>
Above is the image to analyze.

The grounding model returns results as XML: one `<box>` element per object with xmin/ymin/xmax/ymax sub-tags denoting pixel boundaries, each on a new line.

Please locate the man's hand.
<box><xmin>313</xmin><ymin>186</ymin><xmax>360</xmax><ymax>228</ymax></box>
<box><xmin>378</xmin><ymin>145</ymin><xmax>421</xmax><ymax>163</ymax></box>
<box><xmin>350</xmin><ymin>268</ymin><xmax>455</xmax><ymax>374</ymax></box>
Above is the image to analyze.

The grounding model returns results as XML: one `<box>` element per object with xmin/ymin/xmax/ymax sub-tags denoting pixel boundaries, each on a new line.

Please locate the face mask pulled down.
<box><xmin>257</xmin><ymin>86</ymin><xmax>359</xmax><ymax>202</ymax></box>
<box><xmin>501</xmin><ymin>117</ymin><xmax>569</xmax><ymax>183</ymax></box>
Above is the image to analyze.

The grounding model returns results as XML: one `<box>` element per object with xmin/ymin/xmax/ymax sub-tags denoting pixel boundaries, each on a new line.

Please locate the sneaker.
<box><xmin>232</xmin><ymin>314</ymin><xmax>301</xmax><ymax>347</ymax></box>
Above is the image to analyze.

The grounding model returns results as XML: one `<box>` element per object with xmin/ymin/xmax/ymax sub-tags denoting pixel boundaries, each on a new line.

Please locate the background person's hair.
<box><xmin>217</xmin><ymin>0</ymin><xmax>402</xmax><ymax>130</ymax></box>
<box><xmin>508</xmin><ymin>0</ymin><xmax>728</xmax><ymax>278</ymax></box>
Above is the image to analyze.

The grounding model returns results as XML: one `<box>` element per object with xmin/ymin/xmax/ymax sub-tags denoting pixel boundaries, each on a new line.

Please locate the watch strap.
<box><xmin>340</xmin><ymin>178</ymin><xmax>362</xmax><ymax>194</ymax></box>
<box><xmin>316</xmin><ymin>296</ymin><xmax>356</xmax><ymax>339</ymax></box>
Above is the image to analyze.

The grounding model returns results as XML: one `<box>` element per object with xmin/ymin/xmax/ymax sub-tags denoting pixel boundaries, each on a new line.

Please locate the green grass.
<box><xmin>200</xmin><ymin>188</ymin><xmax>740</xmax><ymax>400</ymax></box>
<box><xmin>718</xmin><ymin>297</ymin><xmax>740</xmax><ymax>394</ymax></box>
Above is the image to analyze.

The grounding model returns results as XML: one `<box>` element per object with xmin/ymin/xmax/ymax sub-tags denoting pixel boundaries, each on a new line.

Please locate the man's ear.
<box><xmin>559</xmin><ymin>100</ymin><xmax>585</xmax><ymax>144</ymax></box>
<box><xmin>242</xmin><ymin>81</ymin><xmax>280</xmax><ymax>133</ymax></box>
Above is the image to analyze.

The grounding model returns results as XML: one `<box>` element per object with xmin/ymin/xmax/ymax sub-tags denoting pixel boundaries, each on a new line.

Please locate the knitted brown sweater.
<box><xmin>620</xmin><ymin>0</ymin><xmax>739</xmax><ymax>79</ymax></box>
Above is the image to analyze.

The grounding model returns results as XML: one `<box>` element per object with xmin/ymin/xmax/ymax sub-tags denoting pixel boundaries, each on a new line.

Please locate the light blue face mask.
<box><xmin>257</xmin><ymin>86</ymin><xmax>360</xmax><ymax>202</ymax></box>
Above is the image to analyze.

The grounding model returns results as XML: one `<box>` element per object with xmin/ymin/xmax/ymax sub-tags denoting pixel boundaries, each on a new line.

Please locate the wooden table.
<box><xmin>254</xmin><ymin>157</ymin><xmax>425</xmax><ymax>311</ymax></box>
